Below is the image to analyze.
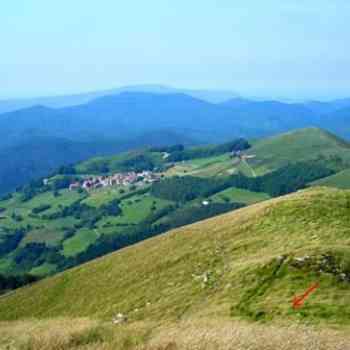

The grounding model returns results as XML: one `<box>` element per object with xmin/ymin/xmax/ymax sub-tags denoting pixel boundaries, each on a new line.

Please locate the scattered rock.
<box><xmin>202</xmin><ymin>272</ymin><xmax>209</xmax><ymax>283</ymax></box>
<box><xmin>276</xmin><ymin>255</ymin><xmax>286</xmax><ymax>262</ymax></box>
<box><xmin>339</xmin><ymin>273</ymin><xmax>347</xmax><ymax>281</ymax></box>
<box><xmin>112</xmin><ymin>313</ymin><xmax>127</xmax><ymax>324</ymax></box>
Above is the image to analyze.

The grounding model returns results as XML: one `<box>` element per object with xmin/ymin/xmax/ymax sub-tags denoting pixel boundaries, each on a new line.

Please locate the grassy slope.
<box><xmin>247</xmin><ymin>127</ymin><xmax>350</xmax><ymax>175</ymax></box>
<box><xmin>1</xmin><ymin>187</ymin><xmax>349</xmax><ymax>327</ymax></box>
<box><xmin>311</xmin><ymin>168</ymin><xmax>350</xmax><ymax>189</ymax></box>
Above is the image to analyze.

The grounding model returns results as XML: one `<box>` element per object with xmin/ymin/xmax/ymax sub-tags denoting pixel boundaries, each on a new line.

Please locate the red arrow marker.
<box><xmin>292</xmin><ymin>282</ymin><xmax>319</xmax><ymax>309</ymax></box>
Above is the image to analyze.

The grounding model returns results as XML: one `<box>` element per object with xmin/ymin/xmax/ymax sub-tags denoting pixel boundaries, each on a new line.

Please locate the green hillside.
<box><xmin>0</xmin><ymin>187</ymin><xmax>350</xmax><ymax>349</ymax></box>
<box><xmin>247</xmin><ymin>127</ymin><xmax>350</xmax><ymax>175</ymax></box>
<box><xmin>0</xmin><ymin>128</ymin><xmax>349</xmax><ymax>281</ymax></box>
<box><xmin>1</xmin><ymin>187</ymin><xmax>349</xmax><ymax>322</ymax></box>
<box><xmin>311</xmin><ymin>168</ymin><xmax>350</xmax><ymax>189</ymax></box>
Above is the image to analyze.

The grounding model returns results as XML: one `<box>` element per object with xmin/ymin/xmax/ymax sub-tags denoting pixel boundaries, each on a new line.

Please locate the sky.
<box><xmin>1</xmin><ymin>0</ymin><xmax>349</xmax><ymax>100</ymax></box>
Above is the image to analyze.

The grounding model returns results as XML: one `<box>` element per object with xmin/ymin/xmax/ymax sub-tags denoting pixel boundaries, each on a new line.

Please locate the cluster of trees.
<box><xmin>100</xmin><ymin>199</ymin><xmax>122</xmax><ymax>216</ymax></box>
<box><xmin>21</xmin><ymin>182</ymin><xmax>42</xmax><ymax>202</ymax></box>
<box><xmin>0</xmin><ymin>229</ymin><xmax>25</xmax><ymax>255</ymax></box>
<box><xmin>151</xmin><ymin>161</ymin><xmax>335</xmax><ymax>205</ymax></box>
<box><xmin>50</xmin><ymin>176</ymin><xmax>76</xmax><ymax>191</ymax></box>
<box><xmin>162</xmin><ymin>202</ymin><xmax>244</xmax><ymax>229</ymax></box>
<box><xmin>0</xmin><ymin>274</ymin><xmax>38</xmax><ymax>294</ymax></box>
<box><xmin>83</xmin><ymin>159</ymin><xmax>110</xmax><ymax>173</ymax></box>
<box><xmin>166</xmin><ymin>138</ymin><xmax>250</xmax><ymax>162</ymax></box>
<box><xmin>31</xmin><ymin>204</ymin><xmax>51</xmax><ymax>214</ymax></box>
<box><xmin>14</xmin><ymin>242</ymin><xmax>48</xmax><ymax>268</ymax></box>
<box><xmin>13</xmin><ymin>241</ymin><xmax>64</xmax><ymax>272</ymax></box>
<box><xmin>150</xmin><ymin>176</ymin><xmax>227</xmax><ymax>202</ymax></box>
<box><xmin>57</xmin><ymin>164</ymin><xmax>76</xmax><ymax>175</ymax></box>
<box><xmin>118</xmin><ymin>154</ymin><xmax>156</xmax><ymax>172</ymax></box>
<box><xmin>0</xmin><ymin>193</ymin><xmax>12</xmax><ymax>201</ymax></box>
<box><xmin>149</xmin><ymin>144</ymin><xmax>185</xmax><ymax>153</ymax></box>
<box><xmin>16</xmin><ymin>174</ymin><xmax>79</xmax><ymax>203</ymax></box>
<box><xmin>82</xmin><ymin>153</ymin><xmax>160</xmax><ymax>174</ymax></box>
<box><xmin>42</xmin><ymin>197</ymin><xmax>122</xmax><ymax>230</ymax></box>
<box><xmin>227</xmin><ymin>161</ymin><xmax>335</xmax><ymax>197</ymax></box>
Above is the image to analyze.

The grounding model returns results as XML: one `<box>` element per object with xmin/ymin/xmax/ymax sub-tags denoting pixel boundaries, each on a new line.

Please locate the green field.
<box><xmin>63</xmin><ymin>228</ymin><xmax>100</xmax><ymax>257</ymax></box>
<box><xmin>30</xmin><ymin>263</ymin><xmax>57</xmax><ymax>277</ymax></box>
<box><xmin>20</xmin><ymin>228</ymin><xmax>66</xmax><ymax>247</ymax></box>
<box><xmin>82</xmin><ymin>186</ymin><xmax>140</xmax><ymax>207</ymax></box>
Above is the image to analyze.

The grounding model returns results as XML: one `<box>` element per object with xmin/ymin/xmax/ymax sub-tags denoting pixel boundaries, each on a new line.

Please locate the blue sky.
<box><xmin>1</xmin><ymin>0</ymin><xmax>349</xmax><ymax>99</ymax></box>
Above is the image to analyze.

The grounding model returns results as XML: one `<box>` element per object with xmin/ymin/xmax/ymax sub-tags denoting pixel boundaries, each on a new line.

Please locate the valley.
<box><xmin>3</xmin><ymin>2</ymin><xmax>350</xmax><ymax>348</ymax></box>
<box><xmin>0</xmin><ymin>128</ymin><xmax>349</xmax><ymax>281</ymax></box>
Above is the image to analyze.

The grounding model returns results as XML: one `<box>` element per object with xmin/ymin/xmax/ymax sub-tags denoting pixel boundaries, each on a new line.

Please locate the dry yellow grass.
<box><xmin>1</xmin><ymin>318</ymin><xmax>350</xmax><ymax>350</ymax></box>
<box><xmin>147</xmin><ymin>319</ymin><xmax>350</xmax><ymax>350</ymax></box>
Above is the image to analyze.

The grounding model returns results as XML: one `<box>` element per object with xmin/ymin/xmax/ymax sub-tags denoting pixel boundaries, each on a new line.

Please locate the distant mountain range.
<box><xmin>0</xmin><ymin>85</ymin><xmax>240</xmax><ymax>114</ymax></box>
<box><xmin>3</xmin><ymin>91</ymin><xmax>350</xmax><ymax>150</ymax></box>
<box><xmin>0</xmin><ymin>88</ymin><xmax>349</xmax><ymax>195</ymax></box>
<box><xmin>0</xmin><ymin>93</ymin><xmax>248</xmax><ymax>150</ymax></box>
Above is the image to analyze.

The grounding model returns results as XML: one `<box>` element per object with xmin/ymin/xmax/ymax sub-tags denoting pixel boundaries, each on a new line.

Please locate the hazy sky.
<box><xmin>1</xmin><ymin>0</ymin><xmax>349</xmax><ymax>99</ymax></box>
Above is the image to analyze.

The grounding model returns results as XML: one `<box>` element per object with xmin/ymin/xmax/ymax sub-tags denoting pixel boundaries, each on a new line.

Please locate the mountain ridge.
<box><xmin>0</xmin><ymin>85</ymin><xmax>240</xmax><ymax>114</ymax></box>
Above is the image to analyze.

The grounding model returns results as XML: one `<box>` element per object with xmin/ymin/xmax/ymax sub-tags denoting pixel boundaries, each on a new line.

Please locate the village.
<box><xmin>69</xmin><ymin>170</ymin><xmax>161</xmax><ymax>191</ymax></box>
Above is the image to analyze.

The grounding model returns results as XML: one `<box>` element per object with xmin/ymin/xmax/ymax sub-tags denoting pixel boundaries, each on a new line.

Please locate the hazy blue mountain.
<box><xmin>330</xmin><ymin>98</ymin><xmax>350</xmax><ymax>111</ymax></box>
<box><xmin>220</xmin><ymin>98</ymin><xmax>253</xmax><ymax>108</ymax></box>
<box><xmin>319</xmin><ymin>106</ymin><xmax>350</xmax><ymax>140</ymax></box>
<box><xmin>0</xmin><ymin>93</ymin><xmax>248</xmax><ymax>149</ymax></box>
<box><xmin>2</xmin><ymin>92</ymin><xmax>350</xmax><ymax>152</ymax></box>
<box><xmin>303</xmin><ymin>99</ymin><xmax>350</xmax><ymax>116</ymax></box>
<box><xmin>0</xmin><ymin>85</ymin><xmax>240</xmax><ymax>114</ymax></box>
<box><xmin>221</xmin><ymin>99</ymin><xmax>321</xmax><ymax>135</ymax></box>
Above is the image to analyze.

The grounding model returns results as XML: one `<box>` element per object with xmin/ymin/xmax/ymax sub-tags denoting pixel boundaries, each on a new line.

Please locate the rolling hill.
<box><xmin>0</xmin><ymin>187</ymin><xmax>350</xmax><ymax>349</ymax></box>
<box><xmin>0</xmin><ymin>128</ymin><xmax>349</xmax><ymax>280</ymax></box>
<box><xmin>246</xmin><ymin>127</ymin><xmax>350</xmax><ymax>175</ymax></box>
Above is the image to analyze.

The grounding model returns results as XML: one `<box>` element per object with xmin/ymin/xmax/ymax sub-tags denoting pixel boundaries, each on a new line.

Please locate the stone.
<box><xmin>112</xmin><ymin>313</ymin><xmax>127</xmax><ymax>325</ymax></box>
